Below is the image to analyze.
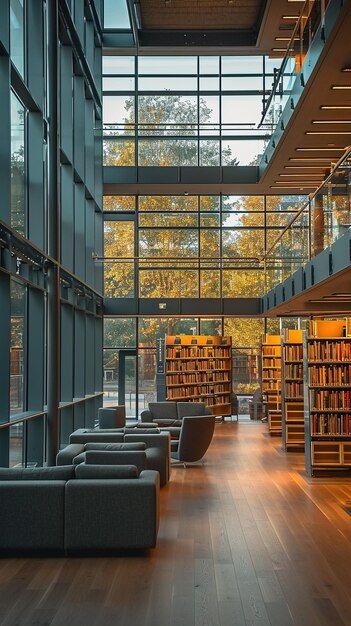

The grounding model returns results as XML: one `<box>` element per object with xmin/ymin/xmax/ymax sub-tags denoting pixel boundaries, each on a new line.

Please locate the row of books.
<box><xmin>262</xmin><ymin>369</ymin><xmax>281</xmax><ymax>379</ymax></box>
<box><xmin>307</xmin><ymin>341</ymin><xmax>351</xmax><ymax>361</ymax></box>
<box><xmin>285</xmin><ymin>381</ymin><xmax>304</xmax><ymax>398</ymax></box>
<box><xmin>166</xmin><ymin>347</ymin><xmax>231</xmax><ymax>359</ymax></box>
<box><xmin>309</xmin><ymin>389</ymin><xmax>351</xmax><ymax>410</ymax></box>
<box><xmin>284</xmin><ymin>345</ymin><xmax>303</xmax><ymax>361</ymax></box>
<box><xmin>262</xmin><ymin>381</ymin><xmax>281</xmax><ymax>390</ymax></box>
<box><xmin>262</xmin><ymin>347</ymin><xmax>281</xmax><ymax>357</ymax></box>
<box><xmin>166</xmin><ymin>360</ymin><xmax>230</xmax><ymax>372</ymax></box>
<box><xmin>206</xmin><ymin>396</ymin><xmax>231</xmax><ymax>407</ymax></box>
<box><xmin>308</xmin><ymin>364</ymin><xmax>351</xmax><ymax>386</ymax></box>
<box><xmin>167</xmin><ymin>385</ymin><xmax>230</xmax><ymax>399</ymax></box>
<box><xmin>166</xmin><ymin>373</ymin><xmax>230</xmax><ymax>385</ymax></box>
<box><xmin>262</xmin><ymin>359</ymin><xmax>281</xmax><ymax>368</ymax></box>
<box><xmin>284</xmin><ymin>363</ymin><xmax>303</xmax><ymax>378</ymax></box>
<box><xmin>311</xmin><ymin>413</ymin><xmax>351</xmax><ymax>436</ymax></box>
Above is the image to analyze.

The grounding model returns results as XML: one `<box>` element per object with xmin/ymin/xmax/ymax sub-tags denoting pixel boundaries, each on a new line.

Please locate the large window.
<box><xmin>10</xmin><ymin>0</ymin><xmax>24</xmax><ymax>77</ymax></box>
<box><xmin>103</xmin><ymin>194</ymin><xmax>307</xmax><ymax>298</ymax></box>
<box><xmin>102</xmin><ymin>55</ymin><xmax>275</xmax><ymax>167</ymax></box>
<box><xmin>10</xmin><ymin>91</ymin><xmax>26</xmax><ymax>234</ymax></box>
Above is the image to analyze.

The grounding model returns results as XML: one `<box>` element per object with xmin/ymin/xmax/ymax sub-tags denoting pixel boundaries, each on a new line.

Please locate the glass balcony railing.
<box><xmin>259</xmin><ymin>0</ymin><xmax>330</xmax><ymax>131</ymax></box>
<box><xmin>262</xmin><ymin>147</ymin><xmax>351</xmax><ymax>293</ymax></box>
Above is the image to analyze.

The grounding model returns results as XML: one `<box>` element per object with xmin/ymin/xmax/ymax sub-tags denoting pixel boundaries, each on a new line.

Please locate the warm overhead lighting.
<box><xmin>270</xmin><ymin>185</ymin><xmax>316</xmax><ymax>189</ymax></box>
<box><xmin>306</xmin><ymin>131</ymin><xmax>351</xmax><ymax>135</ymax></box>
<box><xmin>332</xmin><ymin>85</ymin><xmax>351</xmax><ymax>90</ymax></box>
<box><xmin>275</xmin><ymin>37</ymin><xmax>300</xmax><ymax>41</ymax></box>
<box><xmin>296</xmin><ymin>147</ymin><xmax>345</xmax><ymax>151</ymax></box>
<box><xmin>272</xmin><ymin>48</ymin><xmax>294</xmax><ymax>52</ymax></box>
<box><xmin>284</xmin><ymin>166</ymin><xmax>329</xmax><ymax>169</ymax></box>
<box><xmin>321</xmin><ymin>105</ymin><xmax>351</xmax><ymax>110</ymax></box>
<box><xmin>342</xmin><ymin>68</ymin><xmax>351</xmax><ymax>72</ymax></box>
<box><xmin>282</xmin><ymin>15</ymin><xmax>299</xmax><ymax>19</ymax></box>
<box><xmin>274</xmin><ymin>180</ymin><xmax>319</xmax><ymax>184</ymax></box>
<box><xmin>312</xmin><ymin>120</ymin><xmax>351</xmax><ymax>124</ymax></box>
<box><xmin>279</xmin><ymin>174</ymin><xmax>324</xmax><ymax>177</ymax></box>
<box><xmin>289</xmin><ymin>157</ymin><xmax>333</xmax><ymax>161</ymax></box>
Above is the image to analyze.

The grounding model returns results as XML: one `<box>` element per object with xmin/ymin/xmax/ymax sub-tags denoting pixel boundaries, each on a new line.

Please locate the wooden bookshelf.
<box><xmin>261</xmin><ymin>334</ymin><xmax>282</xmax><ymax>434</ymax></box>
<box><xmin>282</xmin><ymin>329</ymin><xmax>304</xmax><ymax>450</ymax></box>
<box><xmin>304</xmin><ymin>318</ymin><xmax>351</xmax><ymax>475</ymax></box>
<box><xmin>165</xmin><ymin>335</ymin><xmax>232</xmax><ymax>417</ymax></box>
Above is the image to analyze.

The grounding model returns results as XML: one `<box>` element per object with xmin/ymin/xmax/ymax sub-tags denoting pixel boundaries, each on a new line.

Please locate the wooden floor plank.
<box><xmin>3</xmin><ymin>423</ymin><xmax>351</xmax><ymax>625</ymax></box>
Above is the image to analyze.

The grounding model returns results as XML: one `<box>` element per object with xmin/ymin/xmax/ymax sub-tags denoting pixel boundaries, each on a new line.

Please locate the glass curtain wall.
<box><xmin>0</xmin><ymin>0</ymin><xmax>104</xmax><ymax>467</ymax></box>
<box><xmin>103</xmin><ymin>194</ymin><xmax>307</xmax><ymax>298</ymax></box>
<box><xmin>102</xmin><ymin>55</ymin><xmax>276</xmax><ymax>167</ymax></box>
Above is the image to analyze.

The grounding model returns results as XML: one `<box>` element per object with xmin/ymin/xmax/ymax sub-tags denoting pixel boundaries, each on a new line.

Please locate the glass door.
<box><xmin>118</xmin><ymin>350</ymin><xmax>137</xmax><ymax>420</ymax></box>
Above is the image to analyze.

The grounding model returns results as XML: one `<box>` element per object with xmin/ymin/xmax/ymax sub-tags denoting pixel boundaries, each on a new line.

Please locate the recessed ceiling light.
<box><xmin>270</xmin><ymin>185</ymin><xmax>316</xmax><ymax>189</ymax></box>
<box><xmin>284</xmin><ymin>166</ymin><xmax>329</xmax><ymax>169</ymax></box>
<box><xmin>282</xmin><ymin>15</ymin><xmax>299</xmax><ymax>19</ymax></box>
<box><xmin>296</xmin><ymin>147</ymin><xmax>345</xmax><ymax>151</ymax></box>
<box><xmin>321</xmin><ymin>105</ymin><xmax>351</xmax><ymax>110</ymax></box>
<box><xmin>306</xmin><ymin>131</ymin><xmax>351</xmax><ymax>135</ymax></box>
<box><xmin>342</xmin><ymin>68</ymin><xmax>351</xmax><ymax>72</ymax></box>
<box><xmin>275</xmin><ymin>37</ymin><xmax>300</xmax><ymax>41</ymax></box>
<box><xmin>289</xmin><ymin>157</ymin><xmax>333</xmax><ymax>161</ymax></box>
<box><xmin>312</xmin><ymin>120</ymin><xmax>351</xmax><ymax>124</ymax></box>
<box><xmin>332</xmin><ymin>85</ymin><xmax>351</xmax><ymax>90</ymax></box>
<box><xmin>279</xmin><ymin>174</ymin><xmax>324</xmax><ymax>177</ymax></box>
<box><xmin>272</xmin><ymin>48</ymin><xmax>294</xmax><ymax>52</ymax></box>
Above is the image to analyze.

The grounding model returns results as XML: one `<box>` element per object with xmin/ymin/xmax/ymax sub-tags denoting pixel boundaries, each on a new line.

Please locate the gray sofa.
<box><xmin>64</xmin><ymin>429</ymin><xmax>171</xmax><ymax>487</ymax></box>
<box><xmin>140</xmin><ymin>401</ymin><xmax>213</xmax><ymax>427</ymax></box>
<box><xmin>0</xmin><ymin>464</ymin><xmax>159</xmax><ymax>554</ymax></box>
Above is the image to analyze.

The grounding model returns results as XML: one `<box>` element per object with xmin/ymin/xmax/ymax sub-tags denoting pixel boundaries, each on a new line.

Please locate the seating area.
<box><xmin>0</xmin><ymin>465</ymin><xmax>159</xmax><ymax>554</ymax></box>
<box><xmin>140</xmin><ymin>401</ymin><xmax>213</xmax><ymax>428</ymax></box>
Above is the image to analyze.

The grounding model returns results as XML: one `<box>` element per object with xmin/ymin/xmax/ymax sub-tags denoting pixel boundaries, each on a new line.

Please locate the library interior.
<box><xmin>2</xmin><ymin>0</ymin><xmax>351</xmax><ymax>624</ymax></box>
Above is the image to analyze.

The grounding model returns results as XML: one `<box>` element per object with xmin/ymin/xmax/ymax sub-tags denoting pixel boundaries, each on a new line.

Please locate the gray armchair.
<box><xmin>98</xmin><ymin>405</ymin><xmax>126</xmax><ymax>429</ymax></box>
<box><xmin>171</xmin><ymin>415</ymin><xmax>215</xmax><ymax>466</ymax></box>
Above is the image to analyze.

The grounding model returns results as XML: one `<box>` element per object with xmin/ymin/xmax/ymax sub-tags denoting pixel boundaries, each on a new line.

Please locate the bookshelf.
<box><xmin>282</xmin><ymin>329</ymin><xmax>304</xmax><ymax>450</ymax></box>
<box><xmin>165</xmin><ymin>335</ymin><xmax>232</xmax><ymax>417</ymax></box>
<box><xmin>304</xmin><ymin>318</ymin><xmax>351</xmax><ymax>475</ymax></box>
<box><xmin>261</xmin><ymin>334</ymin><xmax>282</xmax><ymax>434</ymax></box>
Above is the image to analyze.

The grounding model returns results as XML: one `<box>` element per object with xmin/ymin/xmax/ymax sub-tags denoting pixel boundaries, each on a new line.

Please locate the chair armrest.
<box><xmin>204</xmin><ymin>407</ymin><xmax>213</xmax><ymax>416</ymax></box>
<box><xmin>56</xmin><ymin>444</ymin><xmax>85</xmax><ymax>466</ymax></box>
<box><xmin>140</xmin><ymin>409</ymin><xmax>153</xmax><ymax>422</ymax></box>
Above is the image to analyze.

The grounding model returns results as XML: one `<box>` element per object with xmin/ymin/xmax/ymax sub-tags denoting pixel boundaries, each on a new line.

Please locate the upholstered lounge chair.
<box><xmin>170</xmin><ymin>415</ymin><xmax>215</xmax><ymax>467</ymax></box>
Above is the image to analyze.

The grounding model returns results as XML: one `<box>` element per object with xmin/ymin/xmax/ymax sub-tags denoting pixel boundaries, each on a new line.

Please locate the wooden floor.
<box><xmin>2</xmin><ymin>422</ymin><xmax>351</xmax><ymax>626</ymax></box>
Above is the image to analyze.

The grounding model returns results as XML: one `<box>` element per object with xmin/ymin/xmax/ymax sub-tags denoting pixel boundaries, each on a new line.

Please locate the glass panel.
<box><xmin>222</xmin><ymin>269</ymin><xmax>263</xmax><ymax>296</ymax></box>
<box><xmin>199</xmin><ymin>57</ymin><xmax>219</xmax><ymax>74</ymax></box>
<box><xmin>9</xmin><ymin>423</ymin><xmax>24</xmax><ymax>467</ymax></box>
<box><xmin>138</xmin><ymin>349</ymin><xmax>157</xmax><ymax>415</ymax></box>
<box><xmin>200</xmin><ymin>196</ymin><xmax>220</xmax><ymax>212</ymax></box>
<box><xmin>10</xmin><ymin>281</ymin><xmax>26</xmax><ymax>418</ymax></box>
<box><xmin>104</xmin><ymin>0</ymin><xmax>131</xmax><ymax>28</ymax></box>
<box><xmin>102</xmin><ymin>56</ymin><xmax>135</xmax><ymax>74</ymax></box>
<box><xmin>199</xmin><ymin>140</ymin><xmax>219</xmax><ymax>166</ymax></box>
<box><xmin>104</xmin><ymin>221</ymin><xmax>134</xmax><ymax>297</ymax></box>
<box><xmin>124</xmin><ymin>355</ymin><xmax>137</xmax><ymax>420</ymax></box>
<box><xmin>139</xmin><ymin>213</ymin><xmax>198</xmax><ymax>227</ymax></box>
<box><xmin>222</xmin><ymin>196</ymin><xmax>264</xmax><ymax>211</ymax></box>
<box><xmin>139</xmin><ymin>195</ymin><xmax>198</xmax><ymax>212</ymax></box>
<box><xmin>103</xmin><ymin>348</ymin><xmax>119</xmax><ymax>403</ymax></box>
<box><xmin>103</xmin><ymin>95</ymin><xmax>135</xmax><ymax>131</ymax></box>
<box><xmin>200</xmin><ymin>230</ymin><xmax>220</xmax><ymax>257</ymax></box>
<box><xmin>221</xmin><ymin>139</ymin><xmax>267</xmax><ymax>166</ymax></box>
<box><xmin>200</xmin><ymin>214</ymin><xmax>220</xmax><ymax>227</ymax></box>
<box><xmin>138</xmin><ymin>56</ymin><xmax>197</xmax><ymax>74</ymax></box>
<box><xmin>200</xmin><ymin>270</ymin><xmax>220</xmax><ymax>297</ymax></box>
<box><xmin>199</xmin><ymin>77</ymin><xmax>220</xmax><ymax>91</ymax></box>
<box><xmin>11</xmin><ymin>91</ymin><xmax>25</xmax><ymax>235</ymax></box>
<box><xmin>139</xmin><ymin>229</ymin><xmax>198</xmax><ymax>257</ymax></box>
<box><xmin>200</xmin><ymin>319</ymin><xmax>221</xmax><ymax>335</ymax></box>
<box><xmin>222</xmin><ymin>229</ymin><xmax>264</xmax><ymax>257</ymax></box>
<box><xmin>221</xmin><ymin>56</ymin><xmax>263</xmax><ymax>74</ymax></box>
<box><xmin>266</xmin><ymin>195</ymin><xmax>307</xmax><ymax>211</ymax></box>
<box><xmin>222</xmin><ymin>76</ymin><xmax>263</xmax><ymax>90</ymax></box>
<box><xmin>139</xmin><ymin>318</ymin><xmax>197</xmax><ymax>346</ymax></box>
<box><xmin>221</xmin><ymin>96</ymin><xmax>263</xmax><ymax>126</ymax></box>
<box><xmin>103</xmin><ymin>77</ymin><xmax>135</xmax><ymax>91</ymax></box>
<box><xmin>222</xmin><ymin>212</ymin><xmax>264</xmax><ymax>227</ymax></box>
<box><xmin>10</xmin><ymin>0</ymin><xmax>24</xmax><ymax>77</ymax></box>
<box><xmin>103</xmin><ymin>196</ymin><xmax>136</xmax><ymax>211</ymax></box>
<box><xmin>104</xmin><ymin>318</ymin><xmax>136</xmax><ymax>347</ymax></box>
<box><xmin>139</xmin><ymin>270</ymin><xmax>198</xmax><ymax>297</ymax></box>
<box><xmin>224</xmin><ymin>318</ymin><xmax>264</xmax><ymax>349</ymax></box>
<box><xmin>138</xmin><ymin>95</ymin><xmax>198</xmax><ymax>131</ymax></box>
<box><xmin>138</xmin><ymin>139</ymin><xmax>198</xmax><ymax>166</ymax></box>
<box><xmin>138</xmin><ymin>77</ymin><xmax>197</xmax><ymax>91</ymax></box>
<box><xmin>199</xmin><ymin>95</ymin><xmax>220</xmax><ymax>125</ymax></box>
<box><xmin>103</xmin><ymin>138</ymin><xmax>135</xmax><ymax>165</ymax></box>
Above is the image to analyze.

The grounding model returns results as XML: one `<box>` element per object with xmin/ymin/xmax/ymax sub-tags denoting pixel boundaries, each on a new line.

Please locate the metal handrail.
<box><xmin>258</xmin><ymin>0</ymin><xmax>323</xmax><ymax>129</ymax></box>
<box><xmin>262</xmin><ymin>146</ymin><xmax>351</xmax><ymax>261</ymax></box>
